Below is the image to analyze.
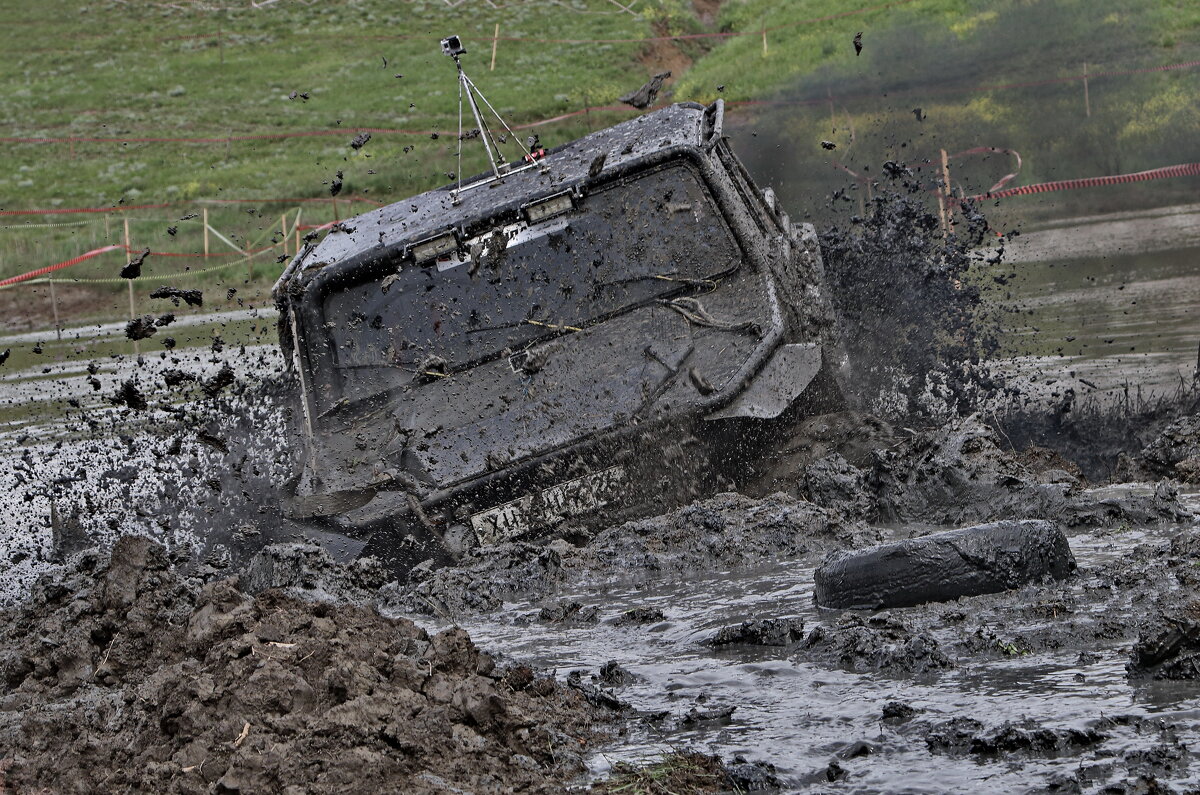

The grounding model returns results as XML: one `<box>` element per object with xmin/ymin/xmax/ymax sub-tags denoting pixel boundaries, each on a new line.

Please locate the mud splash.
<box><xmin>818</xmin><ymin>184</ymin><xmax>1007</xmax><ymax>419</ymax></box>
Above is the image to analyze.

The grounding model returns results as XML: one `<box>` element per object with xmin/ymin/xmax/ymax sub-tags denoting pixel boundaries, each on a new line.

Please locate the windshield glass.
<box><xmin>321</xmin><ymin>162</ymin><xmax>741</xmax><ymax>405</ymax></box>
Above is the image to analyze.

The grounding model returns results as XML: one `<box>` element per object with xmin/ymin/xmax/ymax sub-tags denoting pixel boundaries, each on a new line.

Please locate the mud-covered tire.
<box><xmin>814</xmin><ymin>520</ymin><xmax>1075</xmax><ymax>609</ymax></box>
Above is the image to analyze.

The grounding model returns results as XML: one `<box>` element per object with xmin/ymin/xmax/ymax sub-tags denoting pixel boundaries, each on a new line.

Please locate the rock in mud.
<box><xmin>1127</xmin><ymin>603</ymin><xmax>1200</xmax><ymax>680</ymax></box>
<box><xmin>796</xmin><ymin>614</ymin><xmax>952</xmax><ymax>675</ymax></box>
<box><xmin>814</xmin><ymin>520</ymin><xmax>1075</xmax><ymax>609</ymax></box>
<box><xmin>1139</xmin><ymin>413</ymin><xmax>1200</xmax><ymax>483</ymax></box>
<box><xmin>707</xmin><ymin>617</ymin><xmax>805</xmax><ymax>647</ymax></box>
<box><xmin>925</xmin><ymin>717</ymin><xmax>1104</xmax><ymax>757</ymax></box>
<box><xmin>0</xmin><ymin>537</ymin><xmax>608</xmax><ymax>792</ymax></box>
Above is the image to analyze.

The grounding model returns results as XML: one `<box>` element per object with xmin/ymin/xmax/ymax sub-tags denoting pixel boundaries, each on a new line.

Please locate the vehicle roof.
<box><xmin>294</xmin><ymin>102</ymin><xmax>710</xmax><ymax>280</ymax></box>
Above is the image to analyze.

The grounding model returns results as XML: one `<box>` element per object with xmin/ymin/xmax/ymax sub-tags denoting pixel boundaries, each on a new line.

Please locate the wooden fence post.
<box><xmin>490</xmin><ymin>23</ymin><xmax>500</xmax><ymax>71</ymax></box>
<box><xmin>939</xmin><ymin>148</ymin><xmax>952</xmax><ymax>242</ymax></box>
<box><xmin>49</xmin><ymin>278</ymin><xmax>62</xmax><ymax>341</ymax></box>
<box><xmin>1083</xmin><ymin>61</ymin><xmax>1091</xmax><ymax>118</ymax></box>
<box><xmin>203</xmin><ymin>208</ymin><xmax>210</xmax><ymax>259</ymax></box>
<box><xmin>123</xmin><ymin>216</ymin><xmax>138</xmax><ymax>355</ymax></box>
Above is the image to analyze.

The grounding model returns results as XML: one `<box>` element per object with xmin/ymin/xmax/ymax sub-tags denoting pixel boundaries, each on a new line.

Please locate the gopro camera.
<box><xmin>441</xmin><ymin>35</ymin><xmax>466</xmax><ymax>57</ymax></box>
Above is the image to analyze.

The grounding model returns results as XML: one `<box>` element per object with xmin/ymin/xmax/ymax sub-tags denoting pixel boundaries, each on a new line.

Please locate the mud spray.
<box><xmin>2</xmin><ymin>177</ymin><xmax>1199</xmax><ymax>792</ymax></box>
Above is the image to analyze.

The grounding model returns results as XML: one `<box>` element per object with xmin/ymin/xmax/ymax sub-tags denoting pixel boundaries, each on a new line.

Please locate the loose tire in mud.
<box><xmin>814</xmin><ymin>519</ymin><xmax>1076</xmax><ymax>610</ymax></box>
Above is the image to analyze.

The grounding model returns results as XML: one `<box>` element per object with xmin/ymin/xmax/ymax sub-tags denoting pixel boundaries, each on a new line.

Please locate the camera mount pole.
<box><xmin>453</xmin><ymin>52</ymin><xmax>507</xmax><ymax>180</ymax></box>
<box><xmin>445</xmin><ymin>37</ymin><xmax>524</xmax><ymax>205</ymax></box>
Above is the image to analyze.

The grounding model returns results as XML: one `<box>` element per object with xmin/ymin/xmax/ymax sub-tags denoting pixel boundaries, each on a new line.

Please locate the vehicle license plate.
<box><xmin>470</xmin><ymin>466</ymin><xmax>626</xmax><ymax>544</ymax></box>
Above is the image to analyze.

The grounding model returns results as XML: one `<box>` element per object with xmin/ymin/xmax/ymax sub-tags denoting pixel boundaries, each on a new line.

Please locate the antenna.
<box><xmin>441</xmin><ymin>35</ymin><xmax>536</xmax><ymax>205</ymax></box>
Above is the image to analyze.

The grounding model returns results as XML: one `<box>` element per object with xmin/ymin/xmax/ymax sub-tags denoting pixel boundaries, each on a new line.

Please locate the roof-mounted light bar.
<box><xmin>523</xmin><ymin>191</ymin><xmax>574</xmax><ymax>224</ymax></box>
<box><xmin>409</xmin><ymin>231</ymin><xmax>458</xmax><ymax>264</ymax></box>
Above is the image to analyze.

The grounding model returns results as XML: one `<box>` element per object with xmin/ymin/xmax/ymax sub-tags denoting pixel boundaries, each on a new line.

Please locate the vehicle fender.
<box><xmin>703</xmin><ymin>342</ymin><xmax>822</xmax><ymax>421</ymax></box>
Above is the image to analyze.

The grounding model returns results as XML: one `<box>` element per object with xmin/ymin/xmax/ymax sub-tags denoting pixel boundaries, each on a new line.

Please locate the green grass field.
<box><xmin>2</xmin><ymin>0</ymin><xmax>1196</xmax><ymax>331</ymax></box>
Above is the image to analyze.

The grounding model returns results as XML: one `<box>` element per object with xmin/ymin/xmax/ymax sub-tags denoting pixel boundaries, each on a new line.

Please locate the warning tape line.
<box><xmin>0</xmin><ymin>245</ymin><xmax>123</xmax><ymax>288</ymax></box>
<box><xmin>0</xmin><ymin>220</ymin><xmax>96</xmax><ymax>229</ymax></box>
<box><xmin>44</xmin><ymin>248</ymin><xmax>279</xmax><ymax>285</ymax></box>
<box><xmin>0</xmin><ymin>246</ymin><xmax>282</xmax><ymax>292</ymax></box>
<box><xmin>966</xmin><ymin>162</ymin><xmax>1200</xmax><ymax>202</ymax></box>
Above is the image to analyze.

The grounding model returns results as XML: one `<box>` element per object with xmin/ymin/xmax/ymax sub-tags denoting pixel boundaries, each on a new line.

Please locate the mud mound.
<box><xmin>0</xmin><ymin>537</ymin><xmax>606</xmax><ymax>793</ymax></box>
<box><xmin>1138</xmin><ymin>413</ymin><xmax>1200</xmax><ymax>483</ymax></box>
<box><xmin>759</xmin><ymin>414</ymin><xmax>1191</xmax><ymax>528</ymax></box>
<box><xmin>870</xmin><ymin>416</ymin><xmax>1068</xmax><ymax>524</ymax></box>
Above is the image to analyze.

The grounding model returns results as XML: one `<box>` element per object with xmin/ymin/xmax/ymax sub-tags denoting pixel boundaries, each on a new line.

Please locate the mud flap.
<box><xmin>704</xmin><ymin>343</ymin><xmax>822</xmax><ymax>421</ymax></box>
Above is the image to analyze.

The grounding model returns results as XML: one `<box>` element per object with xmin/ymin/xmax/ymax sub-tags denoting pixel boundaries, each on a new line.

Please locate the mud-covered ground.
<box><xmin>3</xmin><ymin>187</ymin><xmax>1200</xmax><ymax>791</ymax></box>
<box><xmin>3</xmin><ymin>405</ymin><xmax>1200</xmax><ymax>791</ymax></box>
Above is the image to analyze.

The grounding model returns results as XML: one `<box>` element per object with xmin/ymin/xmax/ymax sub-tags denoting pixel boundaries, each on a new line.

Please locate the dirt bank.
<box><xmin>0</xmin><ymin>537</ymin><xmax>607</xmax><ymax>793</ymax></box>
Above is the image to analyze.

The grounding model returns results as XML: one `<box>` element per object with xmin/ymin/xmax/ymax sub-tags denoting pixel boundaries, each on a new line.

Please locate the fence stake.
<box><xmin>203</xmin><ymin>208</ymin><xmax>210</xmax><ymax>258</ymax></box>
<box><xmin>49</xmin><ymin>278</ymin><xmax>62</xmax><ymax>341</ymax></box>
<box><xmin>761</xmin><ymin>23</ymin><xmax>768</xmax><ymax>56</ymax></box>
<box><xmin>939</xmin><ymin>148</ymin><xmax>952</xmax><ymax>242</ymax></box>
<box><xmin>124</xmin><ymin>216</ymin><xmax>139</xmax><ymax>355</ymax></box>
<box><xmin>1083</xmin><ymin>61</ymin><xmax>1091</xmax><ymax>118</ymax></box>
<box><xmin>490</xmin><ymin>23</ymin><xmax>500</xmax><ymax>71</ymax></box>
<box><xmin>281</xmin><ymin>214</ymin><xmax>289</xmax><ymax>256</ymax></box>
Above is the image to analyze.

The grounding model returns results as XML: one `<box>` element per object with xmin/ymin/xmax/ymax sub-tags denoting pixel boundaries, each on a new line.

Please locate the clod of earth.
<box><xmin>149</xmin><ymin>286</ymin><xmax>204</xmax><ymax>308</ymax></box>
<box><xmin>119</xmin><ymin>248</ymin><xmax>150</xmax><ymax>279</ymax></box>
<box><xmin>201</xmin><ymin>363</ymin><xmax>236</xmax><ymax>398</ymax></box>
<box><xmin>796</xmin><ymin>614</ymin><xmax>952</xmax><ymax>675</ymax></box>
<box><xmin>618</xmin><ymin>71</ymin><xmax>670</xmax><ymax>110</ymax></box>
<box><xmin>1127</xmin><ymin>603</ymin><xmax>1200</xmax><ymax>680</ymax></box>
<box><xmin>707</xmin><ymin>617</ymin><xmax>805</xmax><ymax>647</ymax></box>
<box><xmin>108</xmin><ymin>379</ymin><xmax>148</xmax><ymax>411</ymax></box>
<box><xmin>814</xmin><ymin>519</ymin><xmax>1075</xmax><ymax>609</ymax></box>
<box><xmin>124</xmin><ymin>315</ymin><xmax>158</xmax><ymax>341</ymax></box>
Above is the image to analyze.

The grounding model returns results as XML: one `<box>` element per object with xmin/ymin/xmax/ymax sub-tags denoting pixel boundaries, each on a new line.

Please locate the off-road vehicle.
<box><xmin>274</xmin><ymin>96</ymin><xmax>844</xmax><ymax>566</ymax></box>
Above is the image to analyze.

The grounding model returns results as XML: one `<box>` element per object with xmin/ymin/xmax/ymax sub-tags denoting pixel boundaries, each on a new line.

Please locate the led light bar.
<box><xmin>409</xmin><ymin>232</ymin><xmax>458</xmax><ymax>264</ymax></box>
<box><xmin>523</xmin><ymin>192</ymin><xmax>574</xmax><ymax>224</ymax></box>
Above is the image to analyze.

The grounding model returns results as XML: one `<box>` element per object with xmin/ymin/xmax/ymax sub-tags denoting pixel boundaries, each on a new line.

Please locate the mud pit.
<box><xmin>3</xmin><ymin>186</ymin><xmax>1200</xmax><ymax>791</ymax></box>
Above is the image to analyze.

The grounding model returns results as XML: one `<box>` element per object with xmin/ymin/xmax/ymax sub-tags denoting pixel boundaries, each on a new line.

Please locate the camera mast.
<box><xmin>442</xmin><ymin>35</ymin><xmax>540</xmax><ymax>205</ymax></box>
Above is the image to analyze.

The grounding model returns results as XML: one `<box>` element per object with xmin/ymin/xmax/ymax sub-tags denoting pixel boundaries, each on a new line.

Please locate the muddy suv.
<box><xmin>274</xmin><ymin>100</ymin><xmax>844</xmax><ymax>564</ymax></box>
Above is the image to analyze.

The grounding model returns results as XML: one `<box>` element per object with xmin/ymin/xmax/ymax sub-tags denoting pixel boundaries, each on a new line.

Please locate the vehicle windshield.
<box><xmin>321</xmin><ymin>162</ymin><xmax>741</xmax><ymax>406</ymax></box>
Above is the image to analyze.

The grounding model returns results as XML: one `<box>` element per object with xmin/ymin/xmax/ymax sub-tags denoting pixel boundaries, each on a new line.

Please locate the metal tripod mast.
<box><xmin>444</xmin><ymin>38</ymin><xmax>525</xmax><ymax>204</ymax></box>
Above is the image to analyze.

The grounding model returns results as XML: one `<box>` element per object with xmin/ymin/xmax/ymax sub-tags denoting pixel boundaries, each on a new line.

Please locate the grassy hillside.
<box><xmin>673</xmin><ymin>0</ymin><xmax>1200</xmax><ymax>224</ymax></box>
<box><xmin>1</xmin><ymin>0</ymin><xmax>1197</xmax><ymax>326</ymax></box>
<box><xmin>0</xmin><ymin>0</ymin><xmax>671</xmax><ymax>298</ymax></box>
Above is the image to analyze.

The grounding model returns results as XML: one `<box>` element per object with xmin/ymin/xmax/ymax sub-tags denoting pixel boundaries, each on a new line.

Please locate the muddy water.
<box><xmin>442</xmin><ymin>495</ymin><xmax>1200</xmax><ymax>791</ymax></box>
